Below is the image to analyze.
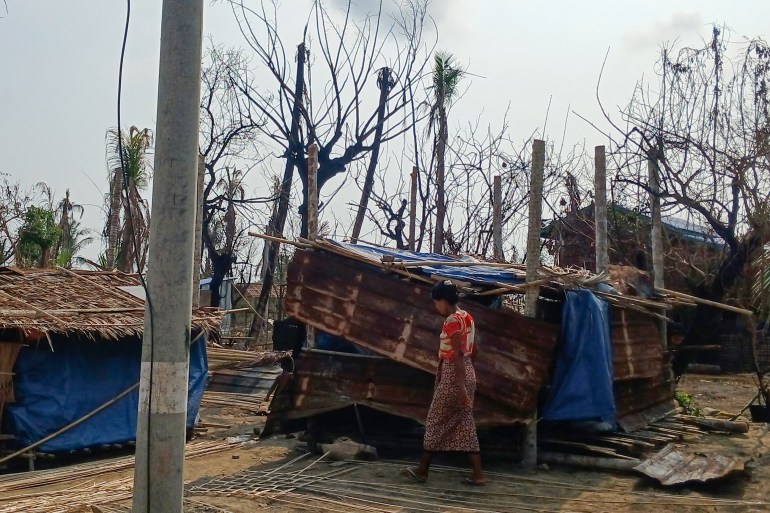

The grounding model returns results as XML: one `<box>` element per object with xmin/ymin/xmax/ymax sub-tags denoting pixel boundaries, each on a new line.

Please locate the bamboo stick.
<box><xmin>656</xmin><ymin>288</ymin><xmax>754</xmax><ymax>316</ymax></box>
<box><xmin>56</xmin><ymin>266</ymin><xmax>145</xmax><ymax>306</ymax></box>
<box><xmin>592</xmin><ymin>290</ymin><xmax>672</xmax><ymax>310</ymax></box>
<box><xmin>383</xmin><ymin>260</ymin><xmax>521</xmax><ymax>269</ymax></box>
<box><xmin>0</xmin><ymin>382</ymin><xmax>139</xmax><ymax>466</ymax></box>
<box><xmin>473</xmin><ymin>279</ymin><xmax>551</xmax><ymax>296</ymax></box>
<box><xmin>311</xmin><ymin>239</ymin><xmax>435</xmax><ymax>285</ymax></box>
<box><xmin>247</xmin><ymin>231</ymin><xmax>310</xmax><ymax>249</ymax></box>
<box><xmin>0</xmin><ymin>289</ymin><xmax>69</xmax><ymax>326</ymax></box>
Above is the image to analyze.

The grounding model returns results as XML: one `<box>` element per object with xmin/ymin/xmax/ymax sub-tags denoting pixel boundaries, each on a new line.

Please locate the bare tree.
<box><xmin>229</xmin><ymin>0</ymin><xmax>432</xmax><ymax>228</ymax></box>
<box><xmin>605</xmin><ymin>26</ymin><xmax>770</xmax><ymax>364</ymax></box>
<box><xmin>199</xmin><ymin>43</ymin><xmax>270</xmax><ymax>307</ymax></box>
<box><xmin>230</xmin><ymin>0</ymin><xmax>434</xmax><ymax>340</ymax></box>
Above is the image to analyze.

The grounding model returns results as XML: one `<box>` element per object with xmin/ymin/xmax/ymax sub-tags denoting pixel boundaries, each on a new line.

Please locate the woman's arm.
<box><xmin>451</xmin><ymin>332</ymin><xmax>470</xmax><ymax>409</ymax></box>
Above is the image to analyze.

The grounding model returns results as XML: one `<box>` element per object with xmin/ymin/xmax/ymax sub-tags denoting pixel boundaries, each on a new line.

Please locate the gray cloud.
<box><xmin>622</xmin><ymin>11</ymin><xmax>705</xmax><ymax>51</ymax></box>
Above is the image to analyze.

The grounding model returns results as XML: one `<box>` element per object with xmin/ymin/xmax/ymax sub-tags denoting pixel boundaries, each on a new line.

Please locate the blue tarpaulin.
<box><xmin>542</xmin><ymin>289</ymin><xmax>615</xmax><ymax>426</ymax></box>
<box><xmin>4</xmin><ymin>334</ymin><xmax>209</xmax><ymax>452</ymax></box>
<box><xmin>333</xmin><ymin>242</ymin><xmax>525</xmax><ymax>286</ymax></box>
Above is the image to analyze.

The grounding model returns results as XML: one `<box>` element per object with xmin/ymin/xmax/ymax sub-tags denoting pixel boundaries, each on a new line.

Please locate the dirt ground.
<box><xmin>2</xmin><ymin>374</ymin><xmax>769</xmax><ymax>513</ymax></box>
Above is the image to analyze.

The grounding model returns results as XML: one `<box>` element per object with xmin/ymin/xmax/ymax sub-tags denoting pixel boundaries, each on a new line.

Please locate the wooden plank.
<box><xmin>539</xmin><ymin>439</ymin><xmax>638</xmax><ymax>460</ymax></box>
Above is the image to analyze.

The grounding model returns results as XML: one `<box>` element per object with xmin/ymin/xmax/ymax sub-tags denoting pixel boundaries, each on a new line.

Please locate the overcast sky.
<box><xmin>1</xmin><ymin>1</ymin><xmax>768</xmax><ymax>262</ymax></box>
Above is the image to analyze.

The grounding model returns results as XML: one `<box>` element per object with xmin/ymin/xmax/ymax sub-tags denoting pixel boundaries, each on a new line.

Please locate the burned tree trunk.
<box><xmin>350</xmin><ymin>67</ymin><xmax>394</xmax><ymax>243</ymax></box>
<box><xmin>249</xmin><ymin>42</ymin><xmax>307</xmax><ymax>342</ymax></box>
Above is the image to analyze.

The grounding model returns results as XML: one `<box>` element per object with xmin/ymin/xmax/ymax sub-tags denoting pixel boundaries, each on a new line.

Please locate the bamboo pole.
<box><xmin>382</xmin><ymin>260</ymin><xmax>523</xmax><ymax>269</ymax></box>
<box><xmin>56</xmin><ymin>266</ymin><xmax>145</xmax><ymax>306</ymax></box>
<box><xmin>472</xmin><ymin>279</ymin><xmax>550</xmax><ymax>296</ymax></box>
<box><xmin>0</xmin><ymin>289</ymin><xmax>69</xmax><ymax>325</ymax></box>
<box><xmin>538</xmin><ymin>451</ymin><xmax>640</xmax><ymax>472</ymax></box>
<box><xmin>656</xmin><ymin>288</ymin><xmax>753</xmax><ymax>316</ymax></box>
<box><xmin>247</xmin><ymin>231</ymin><xmax>311</xmax><ymax>249</ymax></box>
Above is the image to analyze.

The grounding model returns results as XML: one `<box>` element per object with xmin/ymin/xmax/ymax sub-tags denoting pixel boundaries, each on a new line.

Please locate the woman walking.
<box><xmin>403</xmin><ymin>280</ymin><xmax>485</xmax><ymax>485</ymax></box>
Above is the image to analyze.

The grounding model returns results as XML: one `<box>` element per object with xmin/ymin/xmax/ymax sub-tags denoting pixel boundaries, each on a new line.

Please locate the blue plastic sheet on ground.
<box><xmin>4</xmin><ymin>333</ymin><xmax>209</xmax><ymax>452</ymax></box>
<box><xmin>333</xmin><ymin>241</ymin><xmax>524</xmax><ymax>286</ymax></box>
<box><xmin>542</xmin><ymin>289</ymin><xmax>616</xmax><ymax>426</ymax></box>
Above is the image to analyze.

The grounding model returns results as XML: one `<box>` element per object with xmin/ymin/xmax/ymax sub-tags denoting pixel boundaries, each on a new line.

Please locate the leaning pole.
<box><xmin>132</xmin><ymin>1</ymin><xmax>203</xmax><ymax>512</ymax></box>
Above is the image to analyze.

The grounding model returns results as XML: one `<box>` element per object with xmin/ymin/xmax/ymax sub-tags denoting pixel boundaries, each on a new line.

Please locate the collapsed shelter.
<box><xmin>264</xmin><ymin>239</ymin><xmax>676</xmax><ymax>451</ymax></box>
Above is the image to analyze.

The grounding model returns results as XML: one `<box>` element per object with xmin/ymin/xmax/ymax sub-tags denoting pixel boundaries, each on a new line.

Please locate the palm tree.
<box><xmin>427</xmin><ymin>52</ymin><xmax>463</xmax><ymax>254</ymax></box>
<box><xmin>56</xmin><ymin>219</ymin><xmax>93</xmax><ymax>268</ymax></box>
<box><xmin>104</xmin><ymin>126</ymin><xmax>153</xmax><ymax>272</ymax></box>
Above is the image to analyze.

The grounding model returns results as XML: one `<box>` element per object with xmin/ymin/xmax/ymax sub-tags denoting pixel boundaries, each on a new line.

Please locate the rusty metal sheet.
<box><xmin>615</xmin><ymin>376</ymin><xmax>676</xmax><ymax>422</ymax></box>
<box><xmin>284</xmin><ymin>249</ymin><xmax>560</xmax><ymax>420</ymax></box>
<box><xmin>611</xmin><ymin>308</ymin><xmax>665</xmax><ymax>381</ymax></box>
<box><xmin>634</xmin><ymin>444</ymin><xmax>747</xmax><ymax>485</ymax></box>
<box><xmin>617</xmin><ymin>401</ymin><xmax>677</xmax><ymax>432</ymax></box>
<box><xmin>610</xmin><ymin>307</ymin><xmax>675</xmax><ymax>427</ymax></box>
<box><xmin>266</xmin><ymin>349</ymin><xmax>517</xmax><ymax>428</ymax></box>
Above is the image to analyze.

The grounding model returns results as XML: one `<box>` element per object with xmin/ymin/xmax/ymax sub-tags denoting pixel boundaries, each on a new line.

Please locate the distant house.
<box><xmin>200</xmin><ymin>276</ymin><xmax>235</xmax><ymax>333</ymax></box>
<box><xmin>0</xmin><ymin>267</ymin><xmax>220</xmax><ymax>454</ymax></box>
<box><xmin>541</xmin><ymin>203</ymin><xmax>724</xmax><ymax>291</ymax></box>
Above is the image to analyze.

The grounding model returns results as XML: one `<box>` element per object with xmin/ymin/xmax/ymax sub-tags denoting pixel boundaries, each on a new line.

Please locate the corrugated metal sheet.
<box><xmin>274</xmin><ymin>349</ymin><xmax>515</xmax><ymax>426</ymax></box>
<box><xmin>634</xmin><ymin>444</ymin><xmax>747</xmax><ymax>485</ymax></box>
<box><xmin>611</xmin><ymin>308</ymin><xmax>675</xmax><ymax>428</ymax></box>
<box><xmin>284</xmin><ymin>249</ymin><xmax>560</xmax><ymax>421</ymax></box>
<box><xmin>207</xmin><ymin>367</ymin><xmax>282</xmax><ymax>395</ymax></box>
<box><xmin>611</xmin><ymin>308</ymin><xmax>665</xmax><ymax>380</ymax></box>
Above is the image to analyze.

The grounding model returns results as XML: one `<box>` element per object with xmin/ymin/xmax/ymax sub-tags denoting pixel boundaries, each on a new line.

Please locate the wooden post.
<box><xmin>409</xmin><ymin>167</ymin><xmax>417</xmax><ymax>251</ymax></box>
<box><xmin>307</xmin><ymin>144</ymin><xmax>318</xmax><ymax>349</ymax></box>
<box><xmin>648</xmin><ymin>158</ymin><xmax>664</xmax><ymax>289</ymax></box>
<box><xmin>594</xmin><ymin>145</ymin><xmax>608</xmax><ymax>274</ymax></box>
<box><xmin>192</xmin><ymin>155</ymin><xmax>205</xmax><ymax>308</ymax></box>
<box><xmin>522</xmin><ymin>139</ymin><xmax>545</xmax><ymax>469</ymax></box>
<box><xmin>648</xmin><ymin>157</ymin><xmax>667</xmax><ymax>351</ymax></box>
<box><xmin>493</xmin><ymin>174</ymin><xmax>503</xmax><ymax>260</ymax></box>
<box><xmin>307</xmin><ymin>144</ymin><xmax>319</xmax><ymax>242</ymax></box>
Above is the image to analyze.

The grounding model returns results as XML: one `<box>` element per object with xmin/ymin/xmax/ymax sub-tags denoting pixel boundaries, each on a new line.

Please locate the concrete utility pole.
<box><xmin>193</xmin><ymin>154</ymin><xmax>205</xmax><ymax>308</ymax></box>
<box><xmin>409</xmin><ymin>167</ymin><xmax>417</xmax><ymax>251</ymax></box>
<box><xmin>132</xmin><ymin>1</ymin><xmax>203</xmax><ymax>512</ymax></box>
<box><xmin>648</xmin><ymin>155</ymin><xmax>668</xmax><ymax>352</ymax></box>
<box><xmin>648</xmin><ymin>158</ymin><xmax>664</xmax><ymax>290</ymax></box>
<box><xmin>522</xmin><ymin>139</ymin><xmax>545</xmax><ymax>468</ymax></box>
<box><xmin>307</xmin><ymin>144</ymin><xmax>319</xmax><ymax>242</ymax></box>
<box><xmin>493</xmin><ymin>174</ymin><xmax>503</xmax><ymax>260</ymax></box>
<box><xmin>306</xmin><ymin>144</ymin><xmax>319</xmax><ymax>350</ymax></box>
<box><xmin>594</xmin><ymin>145</ymin><xmax>609</xmax><ymax>275</ymax></box>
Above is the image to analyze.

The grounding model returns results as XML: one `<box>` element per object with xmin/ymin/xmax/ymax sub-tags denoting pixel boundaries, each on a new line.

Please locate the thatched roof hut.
<box><xmin>0</xmin><ymin>266</ymin><xmax>221</xmax><ymax>341</ymax></box>
<box><xmin>0</xmin><ymin>267</ymin><xmax>220</xmax><ymax>454</ymax></box>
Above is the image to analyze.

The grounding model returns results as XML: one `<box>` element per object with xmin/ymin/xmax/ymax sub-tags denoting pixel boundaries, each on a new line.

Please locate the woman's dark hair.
<box><xmin>279</xmin><ymin>356</ymin><xmax>294</xmax><ymax>372</ymax></box>
<box><xmin>431</xmin><ymin>280</ymin><xmax>459</xmax><ymax>305</ymax></box>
